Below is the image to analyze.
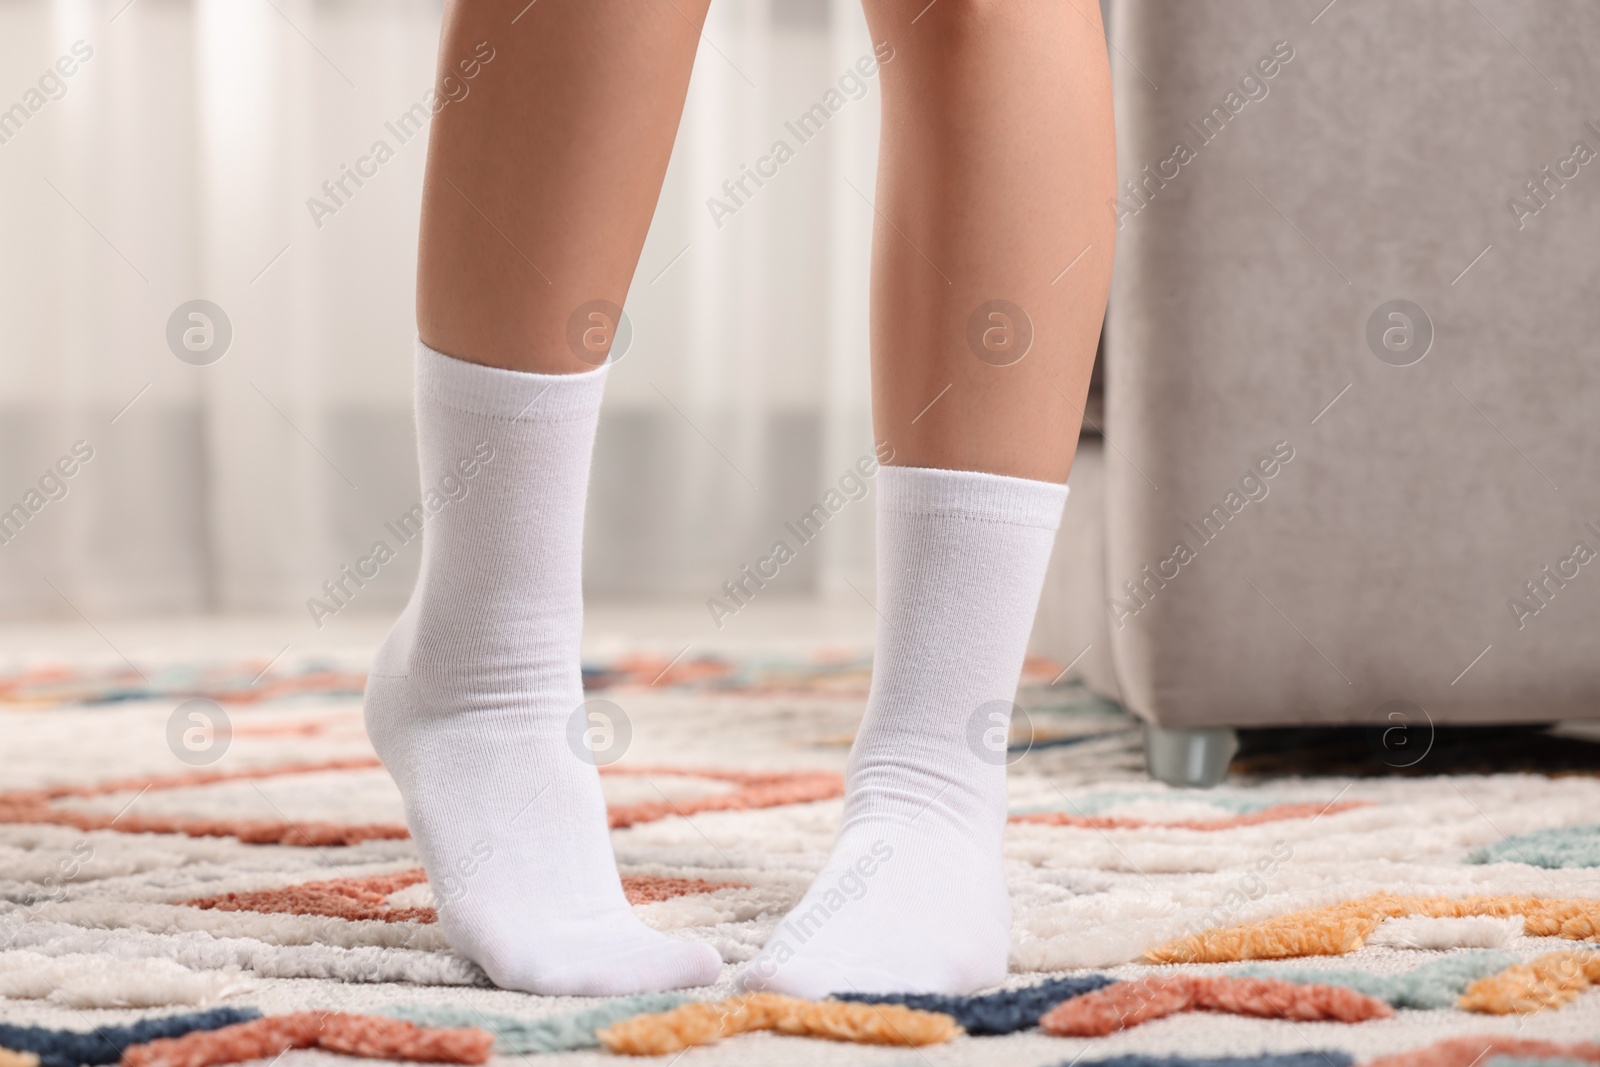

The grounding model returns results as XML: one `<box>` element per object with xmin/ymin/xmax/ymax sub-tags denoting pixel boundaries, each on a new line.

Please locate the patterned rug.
<box><xmin>2</xmin><ymin>644</ymin><xmax>1599</xmax><ymax>1067</ymax></box>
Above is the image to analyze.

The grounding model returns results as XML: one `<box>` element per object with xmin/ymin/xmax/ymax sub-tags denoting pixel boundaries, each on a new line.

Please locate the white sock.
<box><xmin>365</xmin><ymin>340</ymin><xmax>722</xmax><ymax>996</ymax></box>
<box><xmin>743</xmin><ymin>465</ymin><xmax>1067</xmax><ymax>997</ymax></box>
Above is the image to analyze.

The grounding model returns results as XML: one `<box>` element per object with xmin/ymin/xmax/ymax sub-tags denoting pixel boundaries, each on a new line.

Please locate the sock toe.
<box><xmin>493</xmin><ymin>932</ymin><xmax>723</xmax><ymax>996</ymax></box>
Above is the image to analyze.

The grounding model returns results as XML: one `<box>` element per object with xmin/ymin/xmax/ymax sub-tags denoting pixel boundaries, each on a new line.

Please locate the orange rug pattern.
<box><xmin>1008</xmin><ymin>799</ymin><xmax>1370</xmax><ymax>831</ymax></box>
<box><xmin>0</xmin><ymin>760</ymin><xmax>844</xmax><ymax>845</ymax></box>
<box><xmin>1457</xmin><ymin>949</ymin><xmax>1600</xmax><ymax>1014</ymax></box>
<box><xmin>1363</xmin><ymin>1036</ymin><xmax>1600</xmax><ymax>1067</ymax></box>
<box><xmin>595</xmin><ymin>994</ymin><xmax>960</xmax><ymax>1055</ymax></box>
<box><xmin>1146</xmin><ymin>893</ymin><xmax>1600</xmax><ymax>964</ymax></box>
<box><xmin>1038</xmin><ymin>975</ymin><xmax>1392</xmax><ymax>1037</ymax></box>
<box><xmin>120</xmin><ymin>1013</ymin><xmax>493</xmax><ymax>1067</ymax></box>
<box><xmin>183</xmin><ymin>870</ymin><xmax>745</xmax><ymax>923</ymax></box>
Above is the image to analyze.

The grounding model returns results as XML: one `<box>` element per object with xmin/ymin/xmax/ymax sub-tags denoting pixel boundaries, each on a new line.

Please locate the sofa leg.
<box><xmin>1144</xmin><ymin>724</ymin><xmax>1238</xmax><ymax>788</ymax></box>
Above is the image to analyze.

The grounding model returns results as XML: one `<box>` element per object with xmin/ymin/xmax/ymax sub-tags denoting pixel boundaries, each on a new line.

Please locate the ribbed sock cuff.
<box><xmin>416</xmin><ymin>338</ymin><xmax>609</xmax><ymax>421</ymax></box>
<box><xmin>877</xmin><ymin>465</ymin><xmax>1069</xmax><ymax>531</ymax></box>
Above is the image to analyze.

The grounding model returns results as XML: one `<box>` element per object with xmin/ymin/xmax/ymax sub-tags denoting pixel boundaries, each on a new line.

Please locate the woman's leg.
<box><xmin>746</xmin><ymin>0</ymin><xmax>1115</xmax><ymax>995</ymax></box>
<box><xmin>417</xmin><ymin>1</ymin><xmax>709</xmax><ymax>372</ymax></box>
<box><xmin>364</xmin><ymin>0</ymin><xmax>721</xmax><ymax>995</ymax></box>
<box><xmin>871</xmin><ymin>0</ymin><xmax>1115</xmax><ymax>480</ymax></box>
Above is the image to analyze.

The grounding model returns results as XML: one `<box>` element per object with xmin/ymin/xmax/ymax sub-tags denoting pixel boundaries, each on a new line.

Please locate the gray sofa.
<box><xmin>1033</xmin><ymin>0</ymin><xmax>1600</xmax><ymax>785</ymax></box>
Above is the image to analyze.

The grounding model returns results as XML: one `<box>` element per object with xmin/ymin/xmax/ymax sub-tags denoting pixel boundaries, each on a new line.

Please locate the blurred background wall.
<box><xmin>0</xmin><ymin>0</ymin><xmax>886</xmax><ymax>621</ymax></box>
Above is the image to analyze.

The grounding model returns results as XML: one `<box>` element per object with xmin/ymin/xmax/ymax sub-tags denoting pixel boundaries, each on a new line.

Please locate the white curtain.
<box><xmin>0</xmin><ymin>0</ymin><xmax>880</xmax><ymax>622</ymax></box>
